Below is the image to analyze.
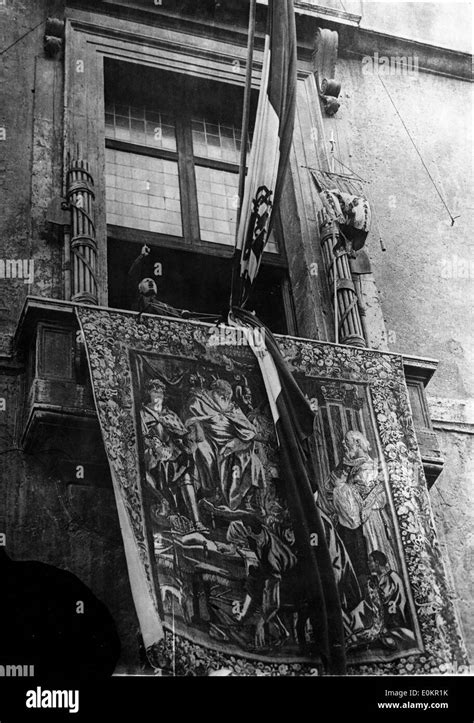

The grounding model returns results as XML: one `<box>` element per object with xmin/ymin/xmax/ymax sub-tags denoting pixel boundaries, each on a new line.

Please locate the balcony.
<box><xmin>14</xmin><ymin>298</ymin><xmax>111</xmax><ymax>487</ymax></box>
<box><xmin>14</xmin><ymin>296</ymin><xmax>442</xmax><ymax>489</ymax></box>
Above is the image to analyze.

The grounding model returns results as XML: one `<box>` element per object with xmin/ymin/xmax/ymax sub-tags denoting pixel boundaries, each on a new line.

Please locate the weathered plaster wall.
<box><xmin>319</xmin><ymin>0</ymin><xmax>473</xmax><ymax>53</ymax></box>
<box><xmin>3</xmin><ymin>450</ymin><xmax>141</xmax><ymax>672</ymax></box>
<box><xmin>359</xmin><ymin>0</ymin><xmax>473</xmax><ymax>53</ymax></box>
<box><xmin>0</xmin><ymin>363</ymin><xmax>140</xmax><ymax>671</ymax></box>
<box><xmin>332</xmin><ymin>57</ymin><xmax>473</xmax><ymax>399</ymax></box>
<box><xmin>429</xmin><ymin>427</ymin><xmax>474</xmax><ymax>659</ymax></box>
<box><xmin>327</xmin><ymin>55</ymin><xmax>473</xmax><ymax>657</ymax></box>
<box><xmin>0</xmin><ymin>0</ymin><xmax>139</xmax><ymax>672</ymax></box>
<box><xmin>0</xmin><ymin>0</ymin><xmax>64</xmax><ymax>353</ymax></box>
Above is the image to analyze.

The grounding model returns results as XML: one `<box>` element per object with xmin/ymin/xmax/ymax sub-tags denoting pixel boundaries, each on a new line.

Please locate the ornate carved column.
<box><xmin>66</xmin><ymin>158</ymin><xmax>98</xmax><ymax>304</ymax></box>
<box><xmin>320</xmin><ymin>219</ymin><xmax>366</xmax><ymax>347</ymax></box>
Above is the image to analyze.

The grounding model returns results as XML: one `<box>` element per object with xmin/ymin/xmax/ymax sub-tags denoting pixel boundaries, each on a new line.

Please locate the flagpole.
<box><xmin>237</xmin><ymin>0</ymin><xmax>256</xmax><ymax>228</ymax></box>
<box><xmin>329</xmin><ymin>132</ymin><xmax>339</xmax><ymax>342</ymax></box>
<box><xmin>333</xmin><ymin>232</ymin><xmax>339</xmax><ymax>344</ymax></box>
<box><xmin>230</xmin><ymin>0</ymin><xmax>257</xmax><ymax>309</ymax></box>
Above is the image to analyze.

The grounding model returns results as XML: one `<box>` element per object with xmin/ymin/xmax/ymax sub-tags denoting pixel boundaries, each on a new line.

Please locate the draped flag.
<box><xmin>232</xmin><ymin>0</ymin><xmax>297</xmax><ymax>307</ymax></box>
<box><xmin>311</xmin><ymin>170</ymin><xmax>372</xmax><ymax>253</ymax></box>
<box><xmin>230</xmin><ymin>308</ymin><xmax>347</xmax><ymax>673</ymax></box>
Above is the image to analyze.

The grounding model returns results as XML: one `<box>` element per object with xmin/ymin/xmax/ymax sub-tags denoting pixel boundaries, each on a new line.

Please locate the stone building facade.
<box><xmin>0</xmin><ymin>0</ymin><xmax>471</xmax><ymax>672</ymax></box>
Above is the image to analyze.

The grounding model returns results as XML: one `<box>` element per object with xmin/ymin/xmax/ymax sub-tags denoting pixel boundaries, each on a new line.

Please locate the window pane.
<box><xmin>105</xmin><ymin>104</ymin><xmax>177</xmax><ymax>152</ymax></box>
<box><xmin>130</xmin><ymin>118</ymin><xmax>146</xmax><ymax>145</ymax></box>
<box><xmin>195</xmin><ymin>166</ymin><xmax>278</xmax><ymax>253</ymax></box>
<box><xmin>115</xmin><ymin>114</ymin><xmax>130</xmax><ymax>142</ymax></box>
<box><xmin>105</xmin><ymin>113</ymin><xmax>115</xmax><ymax>136</ymax></box>
<box><xmin>407</xmin><ymin>383</ymin><xmax>428</xmax><ymax>427</ymax></box>
<box><xmin>105</xmin><ymin>148</ymin><xmax>182</xmax><ymax>237</ymax></box>
<box><xmin>195</xmin><ymin>165</ymin><xmax>279</xmax><ymax>251</ymax></box>
<box><xmin>195</xmin><ymin>166</ymin><xmax>238</xmax><ymax>245</ymax></box>
<box><xmin>192</xmin><ymin>117</ymin><xmax>251</xmax><ymax>164</ymax></box>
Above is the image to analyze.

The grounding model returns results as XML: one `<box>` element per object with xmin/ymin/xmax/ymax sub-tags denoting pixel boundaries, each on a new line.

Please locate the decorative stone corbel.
<box><xmin>44</xmin><ymin>17</ymin><xmax>65</xmax><ymax>59</ymax></box>
<box><xmin>313</xmin><ymin>28</ymin><xmax>341</xmax><ymax>116</ymax></box>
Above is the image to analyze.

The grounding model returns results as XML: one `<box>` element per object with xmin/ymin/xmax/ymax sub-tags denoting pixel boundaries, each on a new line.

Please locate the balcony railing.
<box><xmin>14</xmin><ymin>296</ymin><xmax>443</xmax><ymax>489</ymax></box>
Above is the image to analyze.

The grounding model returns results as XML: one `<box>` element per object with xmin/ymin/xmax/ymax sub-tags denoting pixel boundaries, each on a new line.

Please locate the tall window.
<box><xmin>105</xmin><ymin>104</ymin><xmax>182</xmax><ymax>237</ymax></box>
<box><xmin>104</xmin><ymin>60</ymin><xmax>292</xmax><ymax>333</ymax></box>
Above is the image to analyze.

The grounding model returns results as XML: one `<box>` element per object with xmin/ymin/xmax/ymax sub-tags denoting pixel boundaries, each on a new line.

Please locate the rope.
<box><xmin>0</xmin><ymin>19</ymin><xmax>45</xmax><ymax>56</ymax></box>
<box><xmin>72</xmin><ymin>249</ymin><xmax>98</xmax><ymax>287</ymax></box>
<box><xmin>333</xmin><ymin>157</ymin><xmax>367</xmax><ymax>183</ymax></box>
<box><xmin>338</xmin><ymin>299</ymin><xmax>358</xmax><ymax>329</ymax></box>
<box><xmin>69</xmin><ymin>203</ymin><xmax>96</xmax><ymax>234</ymax></box>
<box><xmin>378</xmin><ymin>74</ymin><xmax>460</xmax><ymax>226</ymax></box>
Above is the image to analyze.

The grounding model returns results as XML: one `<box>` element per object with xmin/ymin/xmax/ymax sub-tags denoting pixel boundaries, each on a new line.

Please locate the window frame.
<box><xmin>103</xmin><ymin>62</ymin><xmax>295</xmax><ymax>329</ymax></box>
<box><xmin>65</xmin><ymin>11</ymin><xmax>298</xmax><ymax>334</ymax></box>
<box><xmin>104</xmin><ymin>71</ymin><xmax>281</xmax><ymax>257</ymax></box>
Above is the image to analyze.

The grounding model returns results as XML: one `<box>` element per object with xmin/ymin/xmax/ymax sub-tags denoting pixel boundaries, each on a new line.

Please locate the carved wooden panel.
<box><xmin>38</xmin><ymin>325</ymin><xmax>74</xmax><ymax>380</ymax></box>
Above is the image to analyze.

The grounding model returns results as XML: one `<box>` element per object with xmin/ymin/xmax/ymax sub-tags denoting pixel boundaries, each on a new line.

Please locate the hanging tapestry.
<box><xmin>76</xmin><ymin>307</ymin><xmax>468</xmax><ymax>676</ymax></box>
